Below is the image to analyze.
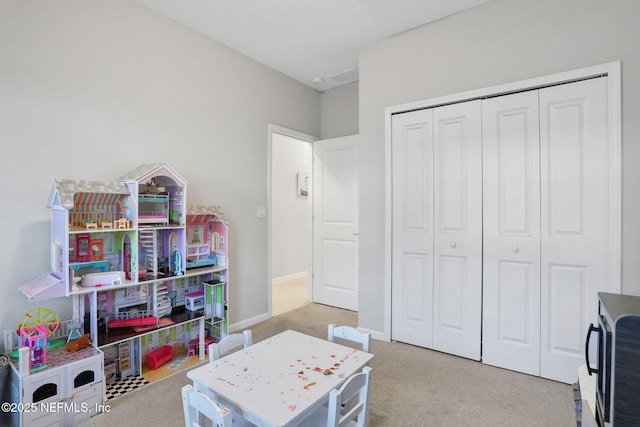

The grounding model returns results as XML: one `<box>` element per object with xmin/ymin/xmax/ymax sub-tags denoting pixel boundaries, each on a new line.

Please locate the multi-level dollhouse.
<box><xmin>10</xmin><ymin>163</ymin><xmax>229</xmax><ymax>426</ymax></box>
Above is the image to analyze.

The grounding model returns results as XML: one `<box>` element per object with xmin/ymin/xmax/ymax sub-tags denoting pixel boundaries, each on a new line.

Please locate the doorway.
<box><xmin>268</xmin><ymin>125</ymin><xmax>315</xmax><ymax>316</ymax></box>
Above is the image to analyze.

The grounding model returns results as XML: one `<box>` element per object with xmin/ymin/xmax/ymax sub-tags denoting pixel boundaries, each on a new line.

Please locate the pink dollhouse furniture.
<box><xmin>19</xmin><ymin>325</ymin><xmax>49</xmax><ymax>370</ymax></box>
<box><xmin>146</xmin><ymin>345</ymin><xmax>173</xmax><ymax>370</ymax></box>
<box><xmin>107</xmin><ymin>307</ymin><xmax>158</xmax><ymax>332</ymax></box>
<box><xmin>188</xmin><ymin>336</ymin><xmax>215</xmax><ymax>356</ymax></box>
<box><xmin>107</xmin><ymin>315</ymin><xmax>157</xmax><ymax>330</ymax></box>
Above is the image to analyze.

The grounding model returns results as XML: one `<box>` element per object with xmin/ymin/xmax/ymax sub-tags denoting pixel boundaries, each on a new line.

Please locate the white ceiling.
<box><xmin>136</xmin><ymin>0</ymin><xmax>492</xmax><ymax>92</ymax></box>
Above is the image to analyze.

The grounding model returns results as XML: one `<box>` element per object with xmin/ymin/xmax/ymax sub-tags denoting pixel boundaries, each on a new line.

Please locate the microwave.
<box><xmin>586</xmin><ymin>292</ymin><xmax>640</xmax><ymax>426</ymax></box>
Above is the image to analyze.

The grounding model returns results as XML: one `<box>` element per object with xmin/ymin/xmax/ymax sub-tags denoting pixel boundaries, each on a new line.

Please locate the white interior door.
<box><xmin>391</xmin><ymin>109</ymin><xmax>434</xmax><ymax>348</ymax></box>
<box><xmin>432</xmin><ymin>101</ymin><xmax>483</xmax><ymax>360</ymax></box>
<box><xmin>312</xmin><ymin>135</ymin><xmax>359</xmax><ymax>311</ymax></box>
<box><xmin>482</xmin><ymin>90</ymin><xmax>542</xmax><ymax>375</ymax></box>
<box><xmin>539</xmin><ymin>77</ymin><xmax>610</xmax><ymax>383</ymax></box>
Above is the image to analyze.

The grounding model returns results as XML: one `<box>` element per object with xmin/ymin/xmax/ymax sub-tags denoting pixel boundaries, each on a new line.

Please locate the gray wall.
<box><xmin>0</xmin><ymin>0</ymin><xmax>320</xmax><ymax>345</ymax></box>
<box><xmin>320</xmin><ymin>82</ymin><xmax>359</xmax><ymax>139</ymax></box>
<box><xmin>358</xmin><ymin>0</ymin><xmax>640</xmax><ymax>335</ymax></box>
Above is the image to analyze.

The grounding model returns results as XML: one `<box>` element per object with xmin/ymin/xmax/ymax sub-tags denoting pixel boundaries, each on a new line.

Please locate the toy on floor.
<box><xmin>15</xmin><ymin>308</ymin><xmax>60</xmax><ymax>372</ymax></box>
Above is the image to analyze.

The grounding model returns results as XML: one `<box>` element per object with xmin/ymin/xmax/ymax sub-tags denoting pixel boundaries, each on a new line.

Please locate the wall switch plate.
<box><xmin>257</xmin><ymin>206</ymin><xmax>266</xmax><ymax>218</ymax></box>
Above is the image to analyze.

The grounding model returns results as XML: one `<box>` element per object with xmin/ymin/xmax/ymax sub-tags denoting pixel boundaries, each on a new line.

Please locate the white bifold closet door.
<box><xmin>391</xmin><ymin>101</ymin><xmax>482</xmax><ymax>360</ymax></box>
<box><xmin>538</xmin><ymin>78</ymin><xmax>610</xmax><ymax>382</ymax></box>
<box><xmin>482</xmin><ymin>90</ymin><xmax>542</xmax><ymax>376</ymax></box>
<box><xmin>482</xmin><ymin>77</ymin><xmax>611</xmax><ymax>383</ymax></box>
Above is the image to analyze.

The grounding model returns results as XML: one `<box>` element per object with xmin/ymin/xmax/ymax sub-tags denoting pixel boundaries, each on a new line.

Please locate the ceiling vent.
<box><xmin>328</xmin><ymin>68</ymin><xmax>358</xmax><ymax>83</ymax></box>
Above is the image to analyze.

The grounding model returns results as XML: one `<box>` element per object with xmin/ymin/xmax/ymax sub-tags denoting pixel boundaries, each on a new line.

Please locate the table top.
<box><xmin>187</xmin><ymin>329</ymin><xmax>374</xmax><ymax>427</ymax></box>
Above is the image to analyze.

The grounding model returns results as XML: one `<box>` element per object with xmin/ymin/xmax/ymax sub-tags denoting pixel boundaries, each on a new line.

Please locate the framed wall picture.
<box><xmin>297</xmin><ymin>172</ymin><xmax>309</xmax><ymax>197</ymax></box>
<box><xmin>76</xmin><ymin>234</ymin><xmax>91</xmax><ymax>262</ymax></box>
<box><xmin>90</xmin><ymin>239</ymin><xmax>104</xmax><ymax>261</ymax></box>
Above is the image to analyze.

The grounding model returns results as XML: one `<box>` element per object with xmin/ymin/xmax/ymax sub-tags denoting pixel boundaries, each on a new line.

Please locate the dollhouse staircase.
<box><xmin>139</xmin><ymin>229</ymin><xmax>160</xmax><ymax>276</ymax></box>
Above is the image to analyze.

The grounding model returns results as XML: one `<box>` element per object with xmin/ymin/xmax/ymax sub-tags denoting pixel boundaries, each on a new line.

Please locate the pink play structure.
<box><xmin>19</xmin><ymin>325</ymin><xmax>48</xmax><ymax>371</ymax></box>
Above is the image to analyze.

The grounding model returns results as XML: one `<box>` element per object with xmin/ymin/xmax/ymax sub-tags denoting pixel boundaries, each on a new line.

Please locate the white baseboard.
<box><xmin>271</xmin><ymin>271</ymin><xmax>308</xmax><ymax>285</ymax></box>
<box><xmin>230</xmin><ymin>312</ymin><xmax>272</xmax><ymax>333</ymax></box>
<box><xmin>358</xmin><ymin>326</ymin><xmax>389</xmax><ymax>343</ymax></box>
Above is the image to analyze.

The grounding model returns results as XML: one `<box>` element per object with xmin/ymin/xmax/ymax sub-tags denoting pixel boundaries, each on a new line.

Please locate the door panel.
<box><xmin>539</xmin><ymin>77</ymin><xmax>610</xmax><ymax>383</ymax></box>
<box><xmin>391</xmin><ymin>109</ymin><xmax>434</xmax><ymax>348</ymax></box>
<box><xmin>482</xmin><ymin>90</ymin><xmax>541</xmax><ymax>375</ymax></box>
<box><xmin>312</xmin><ymin>136</ymin><xmax>359</xmax><ymax>310</ymax></box>
<box><xmin>432</xmin><ymin>101</ymin><xmax>482</xmax><ymax>360</ymax></box>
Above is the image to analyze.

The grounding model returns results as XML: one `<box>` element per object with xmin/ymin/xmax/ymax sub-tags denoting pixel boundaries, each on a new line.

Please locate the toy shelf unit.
<box><xmin>9</xmin><ymin>346</ymin><xmax>104</xmax><ymax>427</ymax></box>
<box><xmin>17</xmin><ymin>163</ymin><xmax>231</xmax><ymax>400</ymax></box>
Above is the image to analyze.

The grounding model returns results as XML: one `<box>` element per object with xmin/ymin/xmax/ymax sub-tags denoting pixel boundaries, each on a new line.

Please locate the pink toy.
<box><xmin>145</xmin><ymin>345</ymin><xmax>173</xmax><ymax>370</ymax></box>
<box><xmin>15</xmin><ymin>308</ymin><xmax>60</xmax><ymax>372</ymax></box>
<box><xmin>19</xmin><ymin>325</ymin><xmax>48</xmax><ymax>371</ymax></box>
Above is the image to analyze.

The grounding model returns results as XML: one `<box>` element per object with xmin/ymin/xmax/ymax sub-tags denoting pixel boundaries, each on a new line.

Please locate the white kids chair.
<box><xmin>208</xmin><ymin>329</ymin><xmax>253</xmax><ymax>362</ymax></box>
<box><xmin>328</xmin><ymin>324</ymin><xmax>371</xmax><ymax>353</ymax></box>
<box><xmin>181</xmin><ymin>384</ymin><xmax>255</xmax><ymax>427</ymax></box>
<box><xmin>305</xmin><ymin>366</ymin><xmax>373</xmax><ymax>427</ymax></box>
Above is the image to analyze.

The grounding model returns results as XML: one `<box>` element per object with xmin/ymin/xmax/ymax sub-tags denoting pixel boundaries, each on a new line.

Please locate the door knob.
<box><xmin>513</xmin><ymin>246</ymin><xmax>519</xmax><ymax>253</ymax></box>
<box><xmin>450</xmin><ymin>241</ymin><xmax>456</xmax><ymax>248</ymax></box>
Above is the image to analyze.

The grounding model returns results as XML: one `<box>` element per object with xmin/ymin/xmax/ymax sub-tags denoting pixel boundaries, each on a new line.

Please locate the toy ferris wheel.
<box><xmin>17</xmin><ymin>308</ymin><xmax>60</xmax><ymax>335</ymax></box>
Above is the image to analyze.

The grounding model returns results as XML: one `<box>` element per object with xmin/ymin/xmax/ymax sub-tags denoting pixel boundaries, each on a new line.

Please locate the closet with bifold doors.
<box><xmin>390</xmin><ymin>72</ymin><xmax>620</xmax><ymax>383</ymax></box>
<box><xmin>391</xmin><ymin>100</ymin><xmax>483</xmax><ymax>362</ymax></box>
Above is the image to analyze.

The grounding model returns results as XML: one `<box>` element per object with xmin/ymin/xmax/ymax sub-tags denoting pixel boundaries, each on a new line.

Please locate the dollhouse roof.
<box><xmin>118</xmin><ymin>162</ymin><xmax>189</xmax><ymax>188</ymax></box>
<box><xmin>47</xmin><ymin>179</ymin><xmax>132</xmax><ymax>210</ymax></box>
<box><xmin>187</xmin><ymin>204</ymin><xmax>229</xmax><ymax>224</ymax></box>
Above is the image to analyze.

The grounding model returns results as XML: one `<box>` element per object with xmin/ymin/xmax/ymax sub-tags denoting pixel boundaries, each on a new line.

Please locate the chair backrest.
<box><xmin>328</xmin><ymin>324</ymin><xmax>371</xmax><ymax>353</ymax></box>
<box><xmin>327</xmin><ymin>366</ymin><xmax>372</xmax><ymax>427</ymax></box>
<box><xmin>181</xmin><ymin>384</ymin><xmax>232</xmax><ymax>427</ymax></box>
<box><xmin>208</xmin><ymin>329</ymin><xmax>253</xmax><ymax>362</ymax></box>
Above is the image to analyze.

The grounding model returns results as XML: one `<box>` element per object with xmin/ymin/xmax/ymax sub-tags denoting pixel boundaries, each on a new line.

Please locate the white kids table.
<box><xmin>187</xmin><ymin>329</ymin><xmax>374</xmax><ymax>426</ymax></box>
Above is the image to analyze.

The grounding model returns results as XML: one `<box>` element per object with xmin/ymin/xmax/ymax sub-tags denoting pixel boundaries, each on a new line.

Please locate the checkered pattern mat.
<box><xmin>105</xmin><ymin>376</ymin><xmax>150</xmax><ymax>402</ymax></box>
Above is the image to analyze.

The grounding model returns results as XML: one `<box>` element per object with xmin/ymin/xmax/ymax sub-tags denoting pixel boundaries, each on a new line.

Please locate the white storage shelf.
<box><xmin>10</xmin><ymin>346</ymin><xmax>104</xmax><ymax>427</ymax></box>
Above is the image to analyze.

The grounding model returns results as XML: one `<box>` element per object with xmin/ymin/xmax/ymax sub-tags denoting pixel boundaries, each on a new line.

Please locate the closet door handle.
<box><xmin>512</xmin><ymin>246</ymin><xmax>519</xmax><ymax>253</ymax></box>
<box><xmin>450</xmin><ymin>241</ymin><xmax>456</xmax><ymax>249</ymax></box>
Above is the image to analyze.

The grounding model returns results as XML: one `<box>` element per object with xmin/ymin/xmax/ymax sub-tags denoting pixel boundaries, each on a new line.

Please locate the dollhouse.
<box><xmin>12</xmin><ymin>163</ymin><xmax>230</xmax><ymax>425</ymax></box>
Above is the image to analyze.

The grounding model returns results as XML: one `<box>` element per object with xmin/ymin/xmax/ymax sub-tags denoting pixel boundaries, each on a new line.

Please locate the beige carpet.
<box><xmin>90</xmin><ymin>303</ymin><xmax>575</xmax><ymax>427</ymax></box>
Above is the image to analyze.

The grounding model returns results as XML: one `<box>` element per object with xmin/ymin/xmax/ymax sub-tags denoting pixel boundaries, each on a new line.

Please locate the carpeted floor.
<box><xmin>90</xmin><ymin>303</ymin><xmax>575</xmax><ymax>427</ymax></box>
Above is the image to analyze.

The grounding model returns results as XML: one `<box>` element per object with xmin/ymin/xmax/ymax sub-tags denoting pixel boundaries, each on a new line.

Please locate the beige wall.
<box><xmin>358</xmin><ymin>0</ymin><xmax>640</xmax><ymax>335</ymax></box>
<box><xmin>0</xmin><ymin>0</ymin><xmax>320</xmax><ymax>343</ymax></box>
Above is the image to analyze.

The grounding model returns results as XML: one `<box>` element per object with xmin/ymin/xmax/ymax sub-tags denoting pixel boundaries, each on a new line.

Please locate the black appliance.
<box><xmin>586</xmin><ymin>292</ymin><xmax>640</xmax><ymax>427</ymax></box>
